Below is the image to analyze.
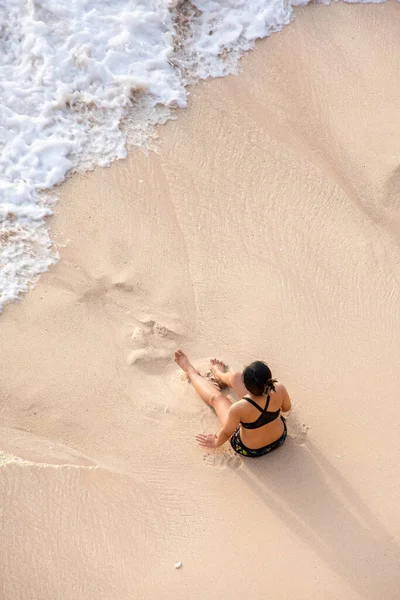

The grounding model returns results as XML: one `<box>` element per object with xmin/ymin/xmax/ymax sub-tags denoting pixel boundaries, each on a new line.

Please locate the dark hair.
<box><xmin>242</xmin><ymin>361</ymin><xmax>277</xmax><ymax>396</ymax></box>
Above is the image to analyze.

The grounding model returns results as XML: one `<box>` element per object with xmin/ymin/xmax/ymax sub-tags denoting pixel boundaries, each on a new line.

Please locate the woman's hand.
<box><xmin>196</xmin><ymin>433</ymin><xmax>217</xmax><ymax>448</ymax></box>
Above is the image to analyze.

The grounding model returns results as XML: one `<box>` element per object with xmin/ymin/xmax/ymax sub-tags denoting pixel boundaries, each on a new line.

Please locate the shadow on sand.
<box><xmin>236</xmin><ymin>424</ymin><xmax>399</xmax><ymax>599</ymax></box>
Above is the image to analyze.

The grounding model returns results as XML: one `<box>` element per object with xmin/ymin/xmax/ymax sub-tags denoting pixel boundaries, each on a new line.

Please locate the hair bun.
<box><xmin>264</xmin><ymin>378</ymin><xmax>277</xmax><ymax>393</ymax></box>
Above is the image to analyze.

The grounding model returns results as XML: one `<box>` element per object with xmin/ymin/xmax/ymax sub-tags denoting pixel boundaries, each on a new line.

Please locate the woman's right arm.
<box><xmin>278</xmin><ymin>383</ymin><xmax>292</xmax><ymax>413</ymax></box>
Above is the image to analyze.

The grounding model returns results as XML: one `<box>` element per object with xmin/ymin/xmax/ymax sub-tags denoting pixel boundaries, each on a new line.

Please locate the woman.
<box><xmin>174</xmin><ymin>349</ymin><xmax>292</xmax><ymax>457</ymax></box>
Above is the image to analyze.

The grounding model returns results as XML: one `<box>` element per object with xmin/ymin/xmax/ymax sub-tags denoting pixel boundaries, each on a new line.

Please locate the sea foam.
<box><xmin>0</xmin><ymin>0</ymin><xmax>388</xmax><ymax>312</ymax></box>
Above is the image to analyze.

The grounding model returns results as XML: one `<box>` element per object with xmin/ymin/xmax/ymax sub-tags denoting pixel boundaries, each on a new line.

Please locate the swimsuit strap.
<box><xmin>243</xmin><ymin>397</ymin><xmax>263</xmax><ymax>412</ymax></box>
<box><xmin>243</xmin><ymin>396</ymin><xmax>270</xmax><ymax>412</ymax></box>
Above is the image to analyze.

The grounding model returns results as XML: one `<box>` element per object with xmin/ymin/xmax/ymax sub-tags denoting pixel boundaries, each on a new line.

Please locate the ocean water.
<box><xmin>0</xmin><ymin>0</ymin><xmax>388</xmax><ymax>312</ymax></box>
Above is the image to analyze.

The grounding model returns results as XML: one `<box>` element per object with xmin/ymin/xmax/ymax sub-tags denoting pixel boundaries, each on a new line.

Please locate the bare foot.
<box><xmin>174</xmin><ymin>349</ymin><xmax>193</xmax><ymax>373</ymax></box>
<box><xmin>210</xmin><ymin>358</ymin><xmax>229</xmax><ymax>389</ymax></box>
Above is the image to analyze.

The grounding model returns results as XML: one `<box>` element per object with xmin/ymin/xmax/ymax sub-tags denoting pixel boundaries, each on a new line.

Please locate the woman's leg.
<box><xmin>210</xmin><ymin>359</ymin><xmax>248</xmax><ymax>398</ymax></box>
<box><xmin>174</xmin><ymin>350</ymin><xmax>232</xmax><ymax>426</ymax></box>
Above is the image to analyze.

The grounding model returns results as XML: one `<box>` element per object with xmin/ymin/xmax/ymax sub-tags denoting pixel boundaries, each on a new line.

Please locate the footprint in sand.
<box><xmin>127</xmin><ymin>318</ymin><xmax>180</xmax><ymax>365</ymax></box>
<box><xmin>78</xmin><ymin>274</ymin><xmax>137</xmax><ymax>303</ymax></box>
<box><xmin>202</xmin><ymin>449</ymin><xmax>242</xmax><ymax>470</ymax></box>
<box><xmin>288</xmin><ymin>420</ymin><xmax>310</xmax><ymax>446</ymax></box>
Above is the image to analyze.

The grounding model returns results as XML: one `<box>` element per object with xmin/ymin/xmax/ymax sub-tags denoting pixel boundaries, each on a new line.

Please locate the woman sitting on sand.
<box><xmin>174</xmin><ymin>349</ymin><xmax>292</xmax><ymax>458</ymax></box>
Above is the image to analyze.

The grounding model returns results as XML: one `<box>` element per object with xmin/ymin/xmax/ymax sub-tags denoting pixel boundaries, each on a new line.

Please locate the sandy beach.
<box><xmin>1</xmin><ymin>3</ymin><xmax>400</xmax><ymax>599</ymax></box>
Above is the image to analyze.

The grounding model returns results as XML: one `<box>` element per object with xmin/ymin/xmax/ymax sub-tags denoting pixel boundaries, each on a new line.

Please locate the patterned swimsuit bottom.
<box><xmin>230</xmin><ymin>416</ymin><xmax>287</xmax><ymax>458</ymax></box>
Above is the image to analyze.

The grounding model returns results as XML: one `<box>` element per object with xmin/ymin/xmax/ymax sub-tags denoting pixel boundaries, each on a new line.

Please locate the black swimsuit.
<box><xmin>241</xmin><ymin>395</ymin><xmax>280</xmax><ymax>428</ymax></box>
<box><xmin>230</xmin><ymin>395</ymin><xmax>287</xmax><ymax>458</ymax></box>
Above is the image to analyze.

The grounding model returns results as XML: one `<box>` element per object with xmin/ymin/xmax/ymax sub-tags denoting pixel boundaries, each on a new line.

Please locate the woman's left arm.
<box><xmin>196</xmin><ymin>404</ymin><xmax>241</xmax><ymax>449</ymax></box>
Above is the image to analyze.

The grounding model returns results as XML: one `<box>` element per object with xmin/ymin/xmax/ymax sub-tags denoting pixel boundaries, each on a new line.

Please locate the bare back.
<box><xmin>235</xmin><ymin>383</ymin><xmax>291</xmax><ymax>449</ymax></box>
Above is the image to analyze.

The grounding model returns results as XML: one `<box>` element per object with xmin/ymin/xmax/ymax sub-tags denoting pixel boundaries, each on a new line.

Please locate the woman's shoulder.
<box><xmin>234</xmin><ymin>398</ymin><xmax>251</xmax><ymax>409</ymax></box>
<box><xmin>274</xmin><ymin>382</ymin><xmax>287</xmax><ymax>394</ymax></box>
<box><xmin>273</xmin><ymin>382</ymin><xmax>292</xmax><ymax>411</ymax></box>
<box><xmin>233</xmin><ymin>398</ymin><xmax>254</xmax><ymax>415</ymax></box>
